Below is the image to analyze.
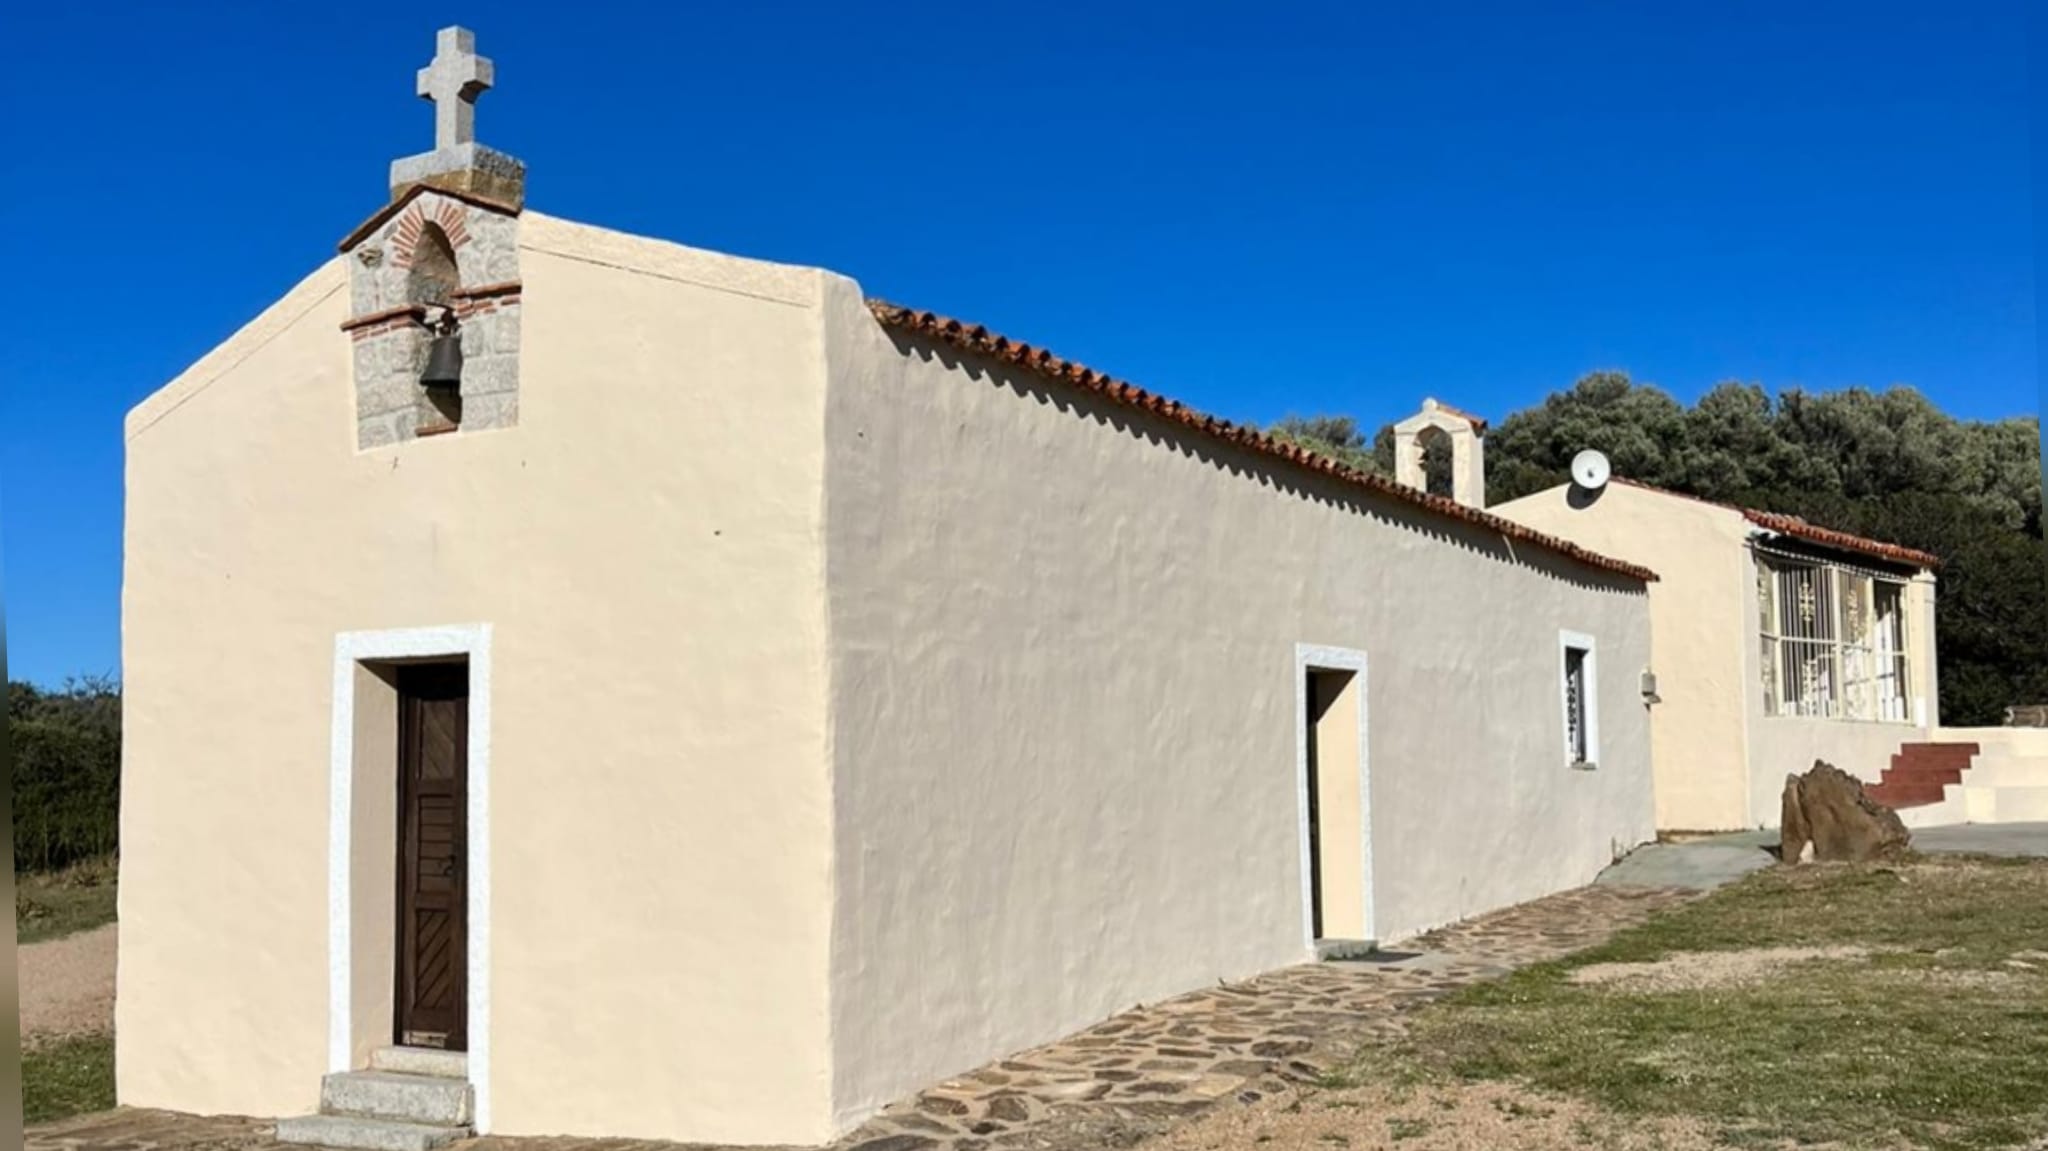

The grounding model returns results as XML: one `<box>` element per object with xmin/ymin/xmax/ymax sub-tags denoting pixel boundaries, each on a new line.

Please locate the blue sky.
<box><xmin>0</xmin><ymin>1</ymin><xmax>2035</xmax><ymax>685</ymax></box>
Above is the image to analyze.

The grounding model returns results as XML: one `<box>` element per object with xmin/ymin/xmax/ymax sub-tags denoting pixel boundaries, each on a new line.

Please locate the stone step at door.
<box><xmin>274</xmin><ymin>1051</ymin><xmax>473</xmax><ymax>1151</ymax></box>
<box><xmin>273</xmin><ymin>1113</ymin><xmax>469</xmax><ymax>1151</ymax></box>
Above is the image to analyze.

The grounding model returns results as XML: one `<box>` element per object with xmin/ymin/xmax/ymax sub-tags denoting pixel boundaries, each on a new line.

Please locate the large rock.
<box><xmin>1781</xmin><ymin>773</ymin><xmax>1813</xmax><ymax>862</ymax></box>
<box><xmin>1779</xmin><ymin>760</ymin><xmax>1909</xmax><ymax>863</ymax></box>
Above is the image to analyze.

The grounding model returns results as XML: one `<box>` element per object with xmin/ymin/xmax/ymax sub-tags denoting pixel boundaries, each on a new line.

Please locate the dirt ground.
<box><xmin>19</xmin><ymin>923</ymin><xmax>117</xmax><ymax>1047</ymax></box>
<box><xmin>1144</xmin><ymin>1079</ymin><xmax>1734</xmax><ymax>1151</ymax></box>
<box><xmin>1566</xmin><ymin>945</ymin><xmax>1873</xmax><ymax>993</ymax></box>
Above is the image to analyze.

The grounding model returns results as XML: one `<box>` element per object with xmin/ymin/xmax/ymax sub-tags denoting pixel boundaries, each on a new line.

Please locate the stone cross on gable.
<box><xmin>417</xmin><ymin>27</ymin><xmax>495</xmax><ymax>150</ymax></box>
<box><xmin>385</xmin><ymin>25</ymin><xmax>525</xmax><ymax>208</ymax></box>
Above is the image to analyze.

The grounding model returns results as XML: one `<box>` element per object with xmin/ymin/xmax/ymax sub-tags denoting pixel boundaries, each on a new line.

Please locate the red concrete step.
<box><xmin>1892</xmin><ymin>741</ymin><xmax>1980</xmax><ymax>761</ymax></box>
<box><xmin>1868</xmin><ymin>783</ymin><xmax>1947</xmax><ymax>808</ymax></box>
<box><xmin>1866</xmin><ymin>741</ymin><xmax>1979</xmax><ymax>809</ymax></box>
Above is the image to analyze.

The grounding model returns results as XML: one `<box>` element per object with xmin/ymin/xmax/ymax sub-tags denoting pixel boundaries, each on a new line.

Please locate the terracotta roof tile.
<box><xmin>1426</xmin><ymin>400</ymin><xmax>1489</xmax><ymax>434</ymax></box>
<box><xmin>1741</xmin><ymin>509</ymin><xmax>1941</xmax><ymax>570</ymax></box>
<box><xmin>1611</xmin><ymin>478</ymin><xmax>1939</xmax><ymax>570</ymax></box>
<box><xmin>867</xmin><ymin>302</ymin><xmax>1657</xmax><ymax>585</ymax></box>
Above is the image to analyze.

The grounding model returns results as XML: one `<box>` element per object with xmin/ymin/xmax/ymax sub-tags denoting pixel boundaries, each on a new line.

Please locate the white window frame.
<box><xmin>1559</xmin><ymin>630</ymin><xmax>1599</xmax><ymax>770</ymax></box>
<box><xmin>1757</xmin><ymin>549</ymin><xmax>1914</xmax><ymax>725</ymax></box>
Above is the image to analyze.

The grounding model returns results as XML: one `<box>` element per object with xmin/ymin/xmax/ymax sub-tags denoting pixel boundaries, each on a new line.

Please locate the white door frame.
<box><xmin>329</xmin><ymin>623</ymin><xmax>494</xmax><ymax>1131</ymax></box>
<box><xmin>1293</xmin><ymin>643</ymin><xmax>1373</xmax><ymax>949</ymax></box>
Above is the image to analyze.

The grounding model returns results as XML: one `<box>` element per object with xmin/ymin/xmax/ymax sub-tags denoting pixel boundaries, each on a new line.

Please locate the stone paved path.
<box><xmin>26</xmin><ymin>884</ymin><xmax>1694</xmax><ymax>1151</ymax></box>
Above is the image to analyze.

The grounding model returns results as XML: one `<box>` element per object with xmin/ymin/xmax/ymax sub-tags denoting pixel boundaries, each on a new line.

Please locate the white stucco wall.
<box><xmin>119</xmin><ymin>215</ymin><xmax>841</xmax><ymax>1144</ymax></box>
<box><xmin>818</xmin><ymin>281</ymin><xmax>1656</xmax><ymax>1131</ymax></box>
<box><xmin>1498</xmin><ymin>482</ymin><xmax>1938</xmax><ymax>831</ymax></box>
<box><xmin>1495</xmin><ymin>483</ymin><xmax>1753</xmax><ymax>830</ymax></box>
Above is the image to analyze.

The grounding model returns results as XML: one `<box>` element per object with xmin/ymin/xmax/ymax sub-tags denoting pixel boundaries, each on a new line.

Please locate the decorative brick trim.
<box><xmin>343</xmin><ymin>291</ymin><xmax>516</xmax><ymax>338</ymax></box>
<box><xmin>391</xmin><ymin>210</ymin><xmax>424</xmax><ymax>270</ymax></box>
<box><xmin>455</xmin><ymin>280</ymin><xmax>522</xmax><ymax>301</ymax></box>
<box><xmin>337</xmin><ymin>182</ymin><xmax>521</xmax><ymax>254</ymax></box>
<box><xmin>350</xmin><ymin>319</ymin><xmax>427</xmax><ymax>341</ymax></box>
<box><xmin>390</xmin><ymin>199</ymin><xmax>476</xmax><ymax>270</ymax></box>
<box><xmin>435</xmin><ymin>200</ymin><xmax>471</xmax><ymax>247</ymax></box>
<box><xmin>341</xmin><ymin>303</ymin><xmax>430</xmax><ymax>336</ymax></box>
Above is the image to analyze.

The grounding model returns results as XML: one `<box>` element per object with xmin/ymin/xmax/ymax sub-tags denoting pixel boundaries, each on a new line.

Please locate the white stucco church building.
<box><xmin>116</xmin><ymin>28</ymin><xmax>1661</xmax><ymax>1146</ymax></box>
<box><xmin>119</xmin><ymin>26</ymin><xmax>2007</xmax><ymax>1150</ymax></box>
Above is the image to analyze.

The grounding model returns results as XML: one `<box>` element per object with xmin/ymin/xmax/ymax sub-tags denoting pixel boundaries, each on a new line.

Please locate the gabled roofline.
<box><xmin>1610</xmin><ymin>478</ymin><xmax>1940</xmax><ymax>570</ymax></box>
<box><xmin>867</xmin><ymin>302</ymin><xmax>1658</xmax><ymax>585</ymax></box>
<box><xmin>127</xmin><ymin>258</ymin><xmax>349</xmax><ymax>441</ymax></box>
<box><xmin>1424</xmin><ymin>400</ymin><xmax>1489</xmax><ymax>434</ymax></box>
<box><xmin>337</xmin><ymin>183</ymin><xmax>522</xmax><ymax>253</ymax></box>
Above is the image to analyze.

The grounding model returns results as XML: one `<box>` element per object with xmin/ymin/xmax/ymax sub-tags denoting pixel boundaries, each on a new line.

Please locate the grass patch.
<box><xmin>1358</xmin><ymin>857</ymin><xmax>2048</xmax><ymax>1151</ymax></box>
<box><xmin>16</xmin><ymin>855</ymin><xmax>117</xmax><ymax>944</ymax></box>
<box><xmin>23</xmin><ymin>1031</ymin><xmax>114</xmax><ymax>1125</ymax></box>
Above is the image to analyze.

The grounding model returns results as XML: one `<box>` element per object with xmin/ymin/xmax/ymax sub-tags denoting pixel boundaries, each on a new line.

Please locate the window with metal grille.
<box><xmin>1564</xmin><ymin>646</ymin><xmax>1589</xmax><ymax>765</ymax></box>
<box><xmin>1559</xmin><ymin>630</ymin><xmax>1598</xmax><ymax>768</ymax></box>
<box><xmin>1757</xmin><ymin>551</ymin><xmax>1912</xmax><ymax>723</ymax></box>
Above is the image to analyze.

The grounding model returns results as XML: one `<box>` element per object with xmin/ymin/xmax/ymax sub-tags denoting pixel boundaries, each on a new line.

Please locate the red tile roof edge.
<box><xmin>1610</xmin><ymin>478</ymin><xmax>1940</xmax><ymax>570</ymax></box>
<box><xmin>1742</xmin><ymin>509</ymin><xmax>1942</xmax><ymax>570</ymax></box>
<box><xmin>1426</xmin><ymin>400</ymin><xmax>1489</xmax><ymax>434</ymax></box>
<box><xmin>867</xmin><ymin>301</ymin><xmax>1658</xmax><ymax>585</ymax></box>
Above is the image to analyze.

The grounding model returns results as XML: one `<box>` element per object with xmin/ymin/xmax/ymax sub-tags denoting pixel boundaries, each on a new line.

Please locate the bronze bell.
<box><xmin>421</xmin><ymin>329</ymin><xmax>464</xmax><ymax>388</ymax></box>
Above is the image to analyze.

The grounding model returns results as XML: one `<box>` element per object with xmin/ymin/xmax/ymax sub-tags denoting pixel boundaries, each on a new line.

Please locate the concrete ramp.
<box><xmin>1909</xmin><ymin>822</ymin><xmax>2048</xmax><ymax>857</ymax></box>
<box><xmin>1597</xmin><ymin>835</ymin><xmax>1776</xmax><ymax>891</ymax></box>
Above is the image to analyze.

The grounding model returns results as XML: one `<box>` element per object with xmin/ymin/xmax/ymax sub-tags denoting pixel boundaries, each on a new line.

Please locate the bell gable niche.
<box><xmin>339</xmin><ymin>187</ymin><xmax>523</xmax><ymax>449</ymax></box>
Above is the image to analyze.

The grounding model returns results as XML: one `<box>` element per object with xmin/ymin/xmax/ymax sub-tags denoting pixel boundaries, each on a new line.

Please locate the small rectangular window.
<box><xmin>1565</xmin><ymin>648</ymin><xmax>1588</xmax><ymax>763</ymax></box>
<box><xmin>1560</xmin><ymin>631</ymin><xmax>1598</xmax><ymax>769</ymax></box>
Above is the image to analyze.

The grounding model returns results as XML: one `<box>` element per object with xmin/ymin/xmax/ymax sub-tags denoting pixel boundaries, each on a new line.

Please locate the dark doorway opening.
<box><xmin>1417</xmin><ymin>425</ymin><xmax>1455</xmax><ymax>498</ymax></box>
<box><xmin>1305</xmin><ymin>667</ymin><xmax>1363</xmax><ymax>942</ymax></box>
<box><xmin>1306</xmin><ymin>685</ymin><xmax>1324</xmax><ymax>940</ymax></box>
<box><xmin>394</xmin><ymin>661</ymin><xmax>469</xmax><ymax>1051</ymax></box>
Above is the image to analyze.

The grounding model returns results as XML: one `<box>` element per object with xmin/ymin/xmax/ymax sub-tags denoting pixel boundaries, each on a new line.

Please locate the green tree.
<box><xmin>1482</xmin><ymin>372</ymin><xmax>1693</xmax><ymax>502</ymax></box>
<box><xmin>1678</xmin><ymin>383</ymin><xmax>1814</xmax><ymax>497</ymax></box>
<box><xmin>1268</xmin><ymin>414</ymin><xmax>1382</xmax><ymax>474</ymax></box>
<box><xmin>1270</xmin><ymin>376</ymin><xmax>2045</xmax><ymax>725</ymax></box>
<box><xmin>10</xmin><ymin>677</ymin><xmax>121</xmax><ymax>873</ymax></box>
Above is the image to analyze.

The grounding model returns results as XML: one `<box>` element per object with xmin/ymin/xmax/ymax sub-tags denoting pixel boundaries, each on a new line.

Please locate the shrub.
<box><xmin>10</xmin><ymin>678</ymin><xmax>121</xmax><ymax>873</ymax></box>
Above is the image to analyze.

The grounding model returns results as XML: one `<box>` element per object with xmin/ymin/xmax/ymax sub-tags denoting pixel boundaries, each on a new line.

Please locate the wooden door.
<box><xmin>395</xmin><ymin>662</ymin><xmax>468</xmax><ymax>1051</ymax></box>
